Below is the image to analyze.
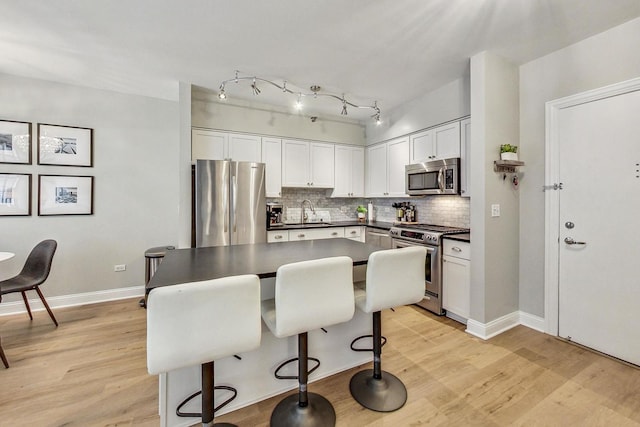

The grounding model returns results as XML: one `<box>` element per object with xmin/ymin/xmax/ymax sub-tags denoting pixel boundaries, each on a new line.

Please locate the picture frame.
<box><xmin>37</xmin><ymin>123</ymin><xmax>93</xmax><ymax>167</ymax></box>
<box><xmin>0</xmin><ymin>173</ymin><xmax>32</xmax><ymax>216</ymax></box>
<box><xmin>0</xmin><ymin>119</ymin><xmax>32</xmax><ymax>164</ymax></box>
<box><xmin>38</xmin><ymin>175</ymin><xmax>94</xmax><ymax>216</ymax></box>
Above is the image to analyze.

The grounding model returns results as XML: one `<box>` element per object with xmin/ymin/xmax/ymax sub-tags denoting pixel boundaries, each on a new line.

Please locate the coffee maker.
<box><xmin>266</xmin><ymin>203</ymin><xmax>283</xmax><ymax>227</ymax></box>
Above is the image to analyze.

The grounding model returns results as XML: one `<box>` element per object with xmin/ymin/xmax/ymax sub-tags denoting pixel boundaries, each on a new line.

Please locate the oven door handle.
<box><xmin>437</xmin><ymin>167</ymin><xmax>445</xmax><ymax>193</ymax></box>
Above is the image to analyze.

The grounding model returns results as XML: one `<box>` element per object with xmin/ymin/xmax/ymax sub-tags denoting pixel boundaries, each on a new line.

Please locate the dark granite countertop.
<box><xmin>443</xmin><ymin>233</ymin><xmax>470</xmax><ymax>243</ymax></box>
<box><xmin>268</xmin><ymin>220</ymin><xmax>394</xmax><ymax>232</ymax></box>
<box><xmin>146</xmin><ymin>238</ymin><xmax>382</xmax><ymax>291</ymax></box>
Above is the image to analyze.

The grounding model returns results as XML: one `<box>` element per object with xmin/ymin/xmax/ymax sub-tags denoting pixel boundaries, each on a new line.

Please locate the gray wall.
<box><xmin>0</xmin><ymin>73</ymin><xmax>180</xmax><ymax>301</ymax></box>
<box><xmin>365</xmin><ymin>76</ymin><xmax>470</xmax><ymax>145</ymax></box>
<box><xmin>191</xmin><ymin>86</ymin><xmax>366</xmax><ymax>145</ymax></box>
<box><xmin>518</xmin><ymin>16</ymin><xmax>640</xmax><ymax>317</ymax></box>
<box><xmin>470</xmin><ymin>52</ymin><xmax>520</xmax><ymax>324</ymax></box>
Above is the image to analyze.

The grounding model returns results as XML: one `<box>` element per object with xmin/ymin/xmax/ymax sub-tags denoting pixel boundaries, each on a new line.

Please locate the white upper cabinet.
<box><xmin>387</xmin><ymin>137</ymin><xmax>409</xmax><ymax>196</ymax></box>
<box><xmin>228</xmin><ymin>134</ymin><xmax>262</xmax><ymax>162</ymax></box>
<box><xmin>409</xmin><ymin>121</ymin><xmax>461</xmax><ymax>163</ymax></box>
<box><xmin>310</xmin><ymin>142</ymin><xmax>335</xmax><ymax>187</ymax></box>
<box><xmin>191</xmin><ymin>130</ymin><xmax>261</xmax><ymax>162</ymax></box>
<box><xmin>409</xmin><ymin>130</ymin><xmax>433</xmax><ymax>163</ymax></box>
<box><xmin>282</xmin><ymin>139</ymin><xmax>335</xmax><ymax>188</ymax></box>
<box><xmin>366</xmin><ymin>143</ymin><xmax>388</xmax><ymax>197</ymax></box>
<box><xmin>332</xmin><ymin>145</ymin><xmax>364</xmax><ymax>197</ymax></box>
<box><xmin>460</xmin><ymin>118</ymin><xmax>471</xmax><ymax>198</ymax></box>
<box><xmin>366</xmin><ymin>137</ymin><xmax>409</xmax><ymax>197</ymax></box>
<box><xmin>192</xmin><ymin>129</ymin><xmax>227</xmax><ymax>161</ymax></box>
<box><xmin>433</xmin><ymin>121</ymin><xmax>461</xmax><ymax>159</ymax></box>
<box><xmin>262</xmin><ymin>137</ymin><xmax>282</xmax><ymax>197</ymax></box>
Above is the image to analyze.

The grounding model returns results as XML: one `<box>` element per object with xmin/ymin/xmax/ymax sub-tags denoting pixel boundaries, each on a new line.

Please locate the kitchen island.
<box><xmin>147</xmin><ymin>238</ymin><xmax>382</xmax><ymax>427</ymax></box>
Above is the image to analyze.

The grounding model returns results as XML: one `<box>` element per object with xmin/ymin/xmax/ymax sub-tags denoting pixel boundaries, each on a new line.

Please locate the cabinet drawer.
<box><xmin>443</xmin><ymin>239</ymin><xmax>470</xmax><ymax>260</ymax></box>
<box><xmin>267</xmin><ymin>231</ymin><xmax>289</xmax><ymax>243</ymax></box>
<box><xmin>344</xmin><ymin>226</ymin><xmax>362</xmax><ymax>239</ymax></box>
<box><xmin>289</xmin><ymin>228</ymin><xmax>344</xmax><ymax>241</ymax></box>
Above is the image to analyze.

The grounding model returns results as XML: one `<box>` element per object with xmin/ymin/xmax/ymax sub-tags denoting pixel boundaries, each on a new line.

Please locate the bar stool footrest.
<box><xmin>350</xmin><ymin>334</ymin><xmax>387</xmax><ymax>352</ymax></box>
<box><xmin>274</xmin><ymin>356</ymin><xmax>320</xmax><ymax>380</ymax></box>
<box><xmin>176</xmin><ymin>385</ymin><xmax>237</xmax><ymax>418</ymax></box>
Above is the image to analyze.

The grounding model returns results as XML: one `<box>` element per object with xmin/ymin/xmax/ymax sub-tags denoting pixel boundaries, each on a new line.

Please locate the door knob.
<box><xmin>564</xmin><ymin>237</ymin><xmax>586</xmax><ymax>245</ymax></box>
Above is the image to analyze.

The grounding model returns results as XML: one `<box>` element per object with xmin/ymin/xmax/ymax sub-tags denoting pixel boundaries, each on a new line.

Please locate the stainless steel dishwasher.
<box><xmin>365</xmin><ymin>227</ymin><xmax>392</xmax><ymax>248</ymax></box>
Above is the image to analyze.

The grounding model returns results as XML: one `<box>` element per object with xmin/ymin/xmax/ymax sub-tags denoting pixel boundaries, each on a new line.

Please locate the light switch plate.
<box><xmin>491</xmin><ymin>204</ymin><xmax>500</xmax><ymax>217</ymax></box>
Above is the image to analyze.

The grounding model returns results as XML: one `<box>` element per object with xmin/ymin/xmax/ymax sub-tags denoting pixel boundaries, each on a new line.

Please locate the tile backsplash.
<box><xmin>268</xmin><ymin>188</ymin><xmax>470</xmax><ymax>228</ymax></box>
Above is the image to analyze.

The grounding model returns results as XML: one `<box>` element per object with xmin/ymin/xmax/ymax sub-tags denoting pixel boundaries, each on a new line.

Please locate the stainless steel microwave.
<box><xmin>405</xmin><ymin>158</ymin><xmax>460</xmax><ymax>196</ymax></box>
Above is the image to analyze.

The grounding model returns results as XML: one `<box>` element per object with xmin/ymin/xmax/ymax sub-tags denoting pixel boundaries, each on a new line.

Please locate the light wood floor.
<box><xmin>1</xmin><ymin>299</ymin><xmax>639</xmax><ymax>426</ymax></box>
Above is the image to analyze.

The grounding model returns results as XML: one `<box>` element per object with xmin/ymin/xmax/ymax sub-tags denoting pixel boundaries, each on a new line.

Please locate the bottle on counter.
<box><xmin>367</xmin><ymin>202</ymin><xmax>374</xmax><ymax>221</ymax></box>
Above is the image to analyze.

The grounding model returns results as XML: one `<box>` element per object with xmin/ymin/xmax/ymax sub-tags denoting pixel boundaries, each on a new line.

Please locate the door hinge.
<box><xmin>542</xmin><ymin>183</ymin><xmax>563</xmax><ymax>191</ymax></box>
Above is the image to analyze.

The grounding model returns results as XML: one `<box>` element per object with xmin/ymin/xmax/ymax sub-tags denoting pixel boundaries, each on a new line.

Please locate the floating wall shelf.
<box><xmin>494</xmin><ymin>159</ymin><xmax>525</xmax><ymax>173</ymax></box>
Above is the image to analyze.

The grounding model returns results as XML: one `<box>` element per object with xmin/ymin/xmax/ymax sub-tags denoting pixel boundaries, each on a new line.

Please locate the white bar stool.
<box><xmin>349</xmin><ymin>246</ymin><xmax>426</xmax><ymax>412</ymax></box>
<box><xmin>261</xmin><ymin>256</ymin><xmax>355</xmax><ymax>427</ymax></box>
<box><xmin>147</xmin><ymin>275</ymin><xmax>261</xmax><ymax>427</ymax></box>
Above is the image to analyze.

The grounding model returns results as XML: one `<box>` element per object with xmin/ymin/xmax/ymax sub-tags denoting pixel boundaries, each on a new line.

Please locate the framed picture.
<box><xmin>37</xmin><ymin>123</ymin><xmax>93</xmax><ymax>167</ymax></box>
<box><xmin>0</xmin><ymin>119</ymin><xmax>32</xmax><ymax>164</ymax></box>
<box><xmin>0</xmin><ymin>173</ymin><xmax>31</xmax><ymax>216</ymax></box>
<box><xmin>38</xmin><ymin>175</ymin><xmax>94</xmax><ymax>216</ymax></box>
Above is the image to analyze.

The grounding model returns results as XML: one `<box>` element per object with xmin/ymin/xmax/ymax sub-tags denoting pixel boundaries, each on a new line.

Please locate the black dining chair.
<box><xmin>0</xmin><ymin>239</ymin><xmax>59</xmax><ymax>328</ymax></box>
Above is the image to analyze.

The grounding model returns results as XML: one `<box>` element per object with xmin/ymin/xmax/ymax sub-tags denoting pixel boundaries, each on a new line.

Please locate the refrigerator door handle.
<box><xmin>232</xmin><ymin>174</ymin><xmax>238</xmax><ymax>233</ymax></box>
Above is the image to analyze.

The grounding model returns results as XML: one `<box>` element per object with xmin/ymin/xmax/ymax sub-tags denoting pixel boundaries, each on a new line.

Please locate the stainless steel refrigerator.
<box><xmin>195</xmin><ymin>159</ymin><xmax>267</xmax><ymax>248</ymax></box>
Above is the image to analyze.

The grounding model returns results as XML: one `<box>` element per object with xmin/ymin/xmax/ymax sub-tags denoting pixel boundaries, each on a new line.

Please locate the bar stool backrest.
<box><xmin>273</xmin><ymin>256</ymin><xmax>354</xmax><ymax>338</ymax></box>
<box><xmin>146</xmin><ymin>274</ymin><xmax>261</xmax><ymax>375</ymax></box>
<box><xmin>363</xmin><ymin>246</ymin><xmax>426</xmax><ymax>313</ymax></box>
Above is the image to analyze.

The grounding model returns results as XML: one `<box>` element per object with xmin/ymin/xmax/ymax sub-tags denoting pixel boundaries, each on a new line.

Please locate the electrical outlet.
<box><xmin>491</xmin><ymin>204</ymin><xmax>500</xmax><ymax>217</ymax></box>
<box><xmin>114</xmin><ymin>264</ymin><xmax>126</xmax><ymax>272</ymax></box>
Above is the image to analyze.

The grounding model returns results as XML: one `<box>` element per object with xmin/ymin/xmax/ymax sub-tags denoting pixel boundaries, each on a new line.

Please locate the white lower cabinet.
<box><xmin>442</xmin><ymin>239</ymin><xmax>470</xmax><ymax>322</ymax></box>
<box><xmin>289</xmin><ymin>227</ymin><xmax>345</xmax><ymax>241</ymax></box>
<box><xmin>344</xmin><ymin>226</ymin><xmax>365</xmax><ymax>242</ymax></box>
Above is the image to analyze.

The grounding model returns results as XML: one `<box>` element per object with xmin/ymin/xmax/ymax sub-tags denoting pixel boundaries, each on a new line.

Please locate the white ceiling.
<box><xmin>2</xmin><ymin>0</ymin><xmax>640</xmax><ymax>121</ymax></box>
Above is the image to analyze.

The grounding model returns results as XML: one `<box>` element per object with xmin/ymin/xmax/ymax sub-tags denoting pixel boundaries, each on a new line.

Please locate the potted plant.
<box><xmin>500</xmin><ymin>144</ymin><xmax>518</xmax><ymax>161</ymax></box>
<box><xmin>356</xmin><ymin>205</ymin><xmax>367</xmax><ymax>222</ymax></box>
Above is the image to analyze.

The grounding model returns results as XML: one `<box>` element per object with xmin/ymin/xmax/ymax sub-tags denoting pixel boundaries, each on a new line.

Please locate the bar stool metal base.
<box><xmin>349</xmin><ymin>369</ymin><xmax>407</xmax><ymax>412</ymax></box>
<box><xmin>270</xmin><ymin>392</ymin><xmax>336</xmax><ymax>427</ymax></box>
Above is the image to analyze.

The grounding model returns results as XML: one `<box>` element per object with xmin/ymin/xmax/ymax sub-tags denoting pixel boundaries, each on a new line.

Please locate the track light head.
<box><xmin>251</xmin><ymin>78</ymin><xmax>261</xmax><ymax>95</ymax></box>
<box><xmin>341</xmin><ymin>99</ymin><xmax>348</xmax><ymax>116</ymax></box>
<box><xmin>218</xmin><ymin>84</ymin><xmax>226</xmax><ymax>99</ymax></box>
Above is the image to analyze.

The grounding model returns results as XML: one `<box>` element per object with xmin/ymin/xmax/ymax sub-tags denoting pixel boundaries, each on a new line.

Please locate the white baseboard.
<box><xmin>465</xmin><ymin>310</ymin><xmax>546</xmax><ymax>340</ymax></box>
<box><xmin>0</xmin><ymin>286</ymin><xmax>145</xmax><ymax>317</ymax></box>
<box><xmin>519</xmin><ymin>311</ymin><xmax>545</xmax><ymax>332</ymax></box>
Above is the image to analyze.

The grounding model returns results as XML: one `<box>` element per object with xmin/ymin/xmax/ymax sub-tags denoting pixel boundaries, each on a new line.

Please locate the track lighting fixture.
<box><xmin>216</xmin><ymin>71</ymin><xmax>381</xmax><ymax>123</ymax></box>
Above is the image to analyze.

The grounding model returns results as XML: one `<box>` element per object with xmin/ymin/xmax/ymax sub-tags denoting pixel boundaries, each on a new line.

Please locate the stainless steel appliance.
<box><xmin>389</xmin><ymin>224</ymin><xmax>469</xmax><ymax>315</ymax></box>
<box><xmin>267</xmin><ymin>202</ymin><xmax>283</xmax><ymax>227</ymax></box>
<box><xmin>195</xmin><ymin>159</ymin><xmax>266</xmax><ymax>248</ymax></box>
<box><xmin>365</xmin><ymin>227</ymin><xmax>393</xmax><ymax>249</ymax></box>
<box><xmin>405</xmin><ymin>158</ymin><xmax>460</xmax><ymax>196</ymax></box>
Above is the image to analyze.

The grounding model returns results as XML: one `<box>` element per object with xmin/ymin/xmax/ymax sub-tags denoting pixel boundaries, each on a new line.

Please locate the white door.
<box><xmin>557</xmin><ymin>88</ymin><xmax>640</xmax><ymax>365</ymax></box>
<box><xmin>333</xmin><ymin>145</ymin><xmax>352</xmax><ymax>197</ymax></box>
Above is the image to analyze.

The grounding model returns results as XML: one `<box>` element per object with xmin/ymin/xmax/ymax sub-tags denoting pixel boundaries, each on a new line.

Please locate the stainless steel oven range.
<box><xmin>389</xmin><ymin>224</ymin><xmax>469</xmax><ymax>315</ymax></box>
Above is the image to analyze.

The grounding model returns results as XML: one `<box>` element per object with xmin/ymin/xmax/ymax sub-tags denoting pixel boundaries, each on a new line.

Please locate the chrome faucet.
<box><xmin>301</xmin><ymin>199</ymin><xmax>315</xmax><ymax>223</ymax></box>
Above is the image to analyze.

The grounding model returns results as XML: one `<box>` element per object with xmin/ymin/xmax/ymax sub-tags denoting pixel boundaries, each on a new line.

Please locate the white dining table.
<box><xmin>0</xmin><ymin>252</ymin><xmax>15</xmax><ymax>262</ymax></box>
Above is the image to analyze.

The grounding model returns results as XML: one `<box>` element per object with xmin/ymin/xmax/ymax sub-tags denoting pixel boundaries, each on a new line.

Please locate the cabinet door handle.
<box><xmin>350</xmin><ymin>231</ymin><xmax>357</xmax><ymax>235</ymax></box>
<box><xmin>452</xmin><ymin>246</ymin><xmax>462</xmax><ymax>252</ymax></box>
<box><xmin>298</xmin><ymin>234</ymin><xmax>305</xmax><ymax>238</ymax></box>
<box><xmin>331</xmin><ymin>232</ymin><xmax>338</xmax><ymax>236</ymax></box>
<box><xmin>275</xmin><ymin>235</ymin><xmax>282</xmax><ymax>240</ymax></box>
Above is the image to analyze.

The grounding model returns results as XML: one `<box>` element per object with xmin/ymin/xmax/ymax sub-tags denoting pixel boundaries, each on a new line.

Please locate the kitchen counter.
<box><xmin>268</xmin><ymin>220</ymin><xmax>394</xmax><ymax>232</ymax></box>
<box><xmin>147</xmin><ymin>238</ymin><xmax>381</xmax><ymax>426</ymax></box>
<box><xmin>443</xmin><ymin>232</ymin><xmax>471</xmax><ymax>243</ymax></box>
